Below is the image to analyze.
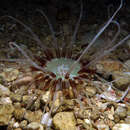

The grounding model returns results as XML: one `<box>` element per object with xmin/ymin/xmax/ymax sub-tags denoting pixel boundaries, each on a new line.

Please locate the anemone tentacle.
<box><xmin>86</xmin><ymin>20</ymin><xmax>121</xmax><ymax>64</ymax></box>
<box><xmin>86</xmin><ymin>34</ymin><xmax>130</xmax><ymax>68</ymax></box>
<box><xmin>37</xmin><ymin>9</ymin><xmax>61</xmax><ymax>58</ymax></box>
<box><xmin>67</xmin><ymin>0</ymin><xmax>83</xmax><ymax>58</ymax></box>
<box><xmin>68</xmin><ymin>0</ymin><xmax>124</xmax><ymax>74</ymax></box>
<box><xmin>6</xmin><ymin>16</ymin><xmax>48</xmax><ymax>50</ymax></box>
<box><xmin>9</xmin><ymin>42</ymin><xmax>48</xmax><ymax>73</ymax></box>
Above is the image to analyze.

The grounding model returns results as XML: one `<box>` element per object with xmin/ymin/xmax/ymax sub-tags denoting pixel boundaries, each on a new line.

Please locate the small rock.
<box><xmin>8</xmin><ymin>117</ymin><xmax>16</xmax><ymax>129</ymax></box>
<box><xmin>96</xmin><ymin>60</ymin><xmax>124</xmax><ymax>78</ymax></box>
<box><xmin>10</xmin><ymin>93</ymin><xmax>22</xmax><ymax>102</ymax></box>
<box><xmin>105</xmin><ymin>106</ymin><xmax>115</xmax><ymax>120</ymax></box>
<box><xmin>77</xmin><ymin>118</ymin><xmax>84</xmax><ymax>124</ymax></box>
<box><xmin>56</xmin><ymin>99</ymin><xmax>74</xmax><ymax>112</ymax></box>
<box><xmin>74</xmin><ymin>108</ymin><xmax>91</xmax><ymax>119</ymax></box>
<box><xmin>0</xmin><ymin>97</ymin><xmax>12</xmax><ymax>104</ymax></box>
<box><xmin>24</xmin><ymin>110</ymin><xmax>42</xmax><ymax>123</ymax></box>
<box><xmin>20</xmin><ymin>120</ymin><xmax>28</xmax><ymax>129</ymax></box>
<box><xmin>14</xmin><ymin>128</ymin><xmax>22</xmax><ymax>130</ymax></box>
<box><xmin>0</xmin><ymin>68</ymin><xmax>19</xmax><ymax>82</ymax></box>
<box><xmin>95</xmin><ymin>119</ymin><xmax>109</xmax><ymax>130</ymax></box>
<box><xmin>22</xmin><ymin>94</ymin><xmax>40</xmax><ymax>110</ymax></box>
<box><xmin>95</xmin><ymin>101</ymin><xmax>109</xmax><ymax>110</ymax></box>
<box><xmin>22</xmin><ymin>95</ymin><xmax>32</xmax><ymax>106</ymax></box>
<box><xmin>41</xmin><ymin>91</ymin><xmax>50</xmax><ymax>104</ymax></box>
<box><xmin>96</xmin><ymin>59</ymin><xmax>130</xmax><ymax>90</ymax></box>
<box><xmin>0</xmin><ymin>104</ymin><xmax>14</xmax><ymax>125</ymax></box>
<box><xmin>114</xmin><ymin>114</ymin><xmax>120</xmax><ymax>123</ymax></box>
<box><xmin>112</xmin><ymin>72</ymin><xmax>130</xmax><ymax>90</ymax></box>
<box><xmin>85</xmin><ymin>86</ymin><xmax>97</xmax><ymax>97</ymax></box>
<box><xmin>83</xmin><ymin>119</ymin><xmax>94</xmax><ymax>130</ymax></box>
<box><xmin>27</xmin><ymin>122</ymin><xmax>44</xmax><ymax>130</ymax></box>
<box><xmin>12</xmin><ymin>76</ymin><xmax>33</xmax><ymax>86</ymax></box>
<box><xmin>14</xmin><ymin>107</ymin><xmax>26</xmax><ymax>120</ymax></box>
<box><xmin>90</xmin><ymin>110</ymin><xmax>100</xmax><ymax>120</ymax></box>
<box><xmin>63</xmin><ymin>99</ymin><xmax>75</xmax><ymax>106</ymax></box>
<box><xmin>84</xmin><ymin>119</ymin><xmax>91</xmax><ymax>125</ymax></box>
<box><xmin>53</xmin><ymin>112</ymin><xmax>76</xmax><ymax>130</ymax></box>
<box><xmin>0</xmin><ymin>83</ymin><xmax>10</xmax><ymax>96</ymax></box>
<box><xmin>115</xmin><ymin>106</ymin><xmax>127</xmax><ymax>119</ymax></box>
<box><xmin>112</xmin><ymin>123</ymin><xmax>130</xmax><ymax>130</ymax></box>
<box><xmin>13</xmin><ymin>122</ymin><xmax>20</xmax><ymax>128</ymax></box>
<box><xmin>22</xmin><ymin>95</ymin><xmax>30</xmax><ymax>102</ymax></box>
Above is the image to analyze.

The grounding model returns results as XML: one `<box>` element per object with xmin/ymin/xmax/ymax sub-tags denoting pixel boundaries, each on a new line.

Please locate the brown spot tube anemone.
<box><xmin>0</xmin><ymin>0</ymin><xmax>130</xmax><ymax>128</ymax></box>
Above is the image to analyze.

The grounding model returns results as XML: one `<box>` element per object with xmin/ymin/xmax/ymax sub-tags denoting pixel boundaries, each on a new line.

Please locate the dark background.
<box><xmin>0</xmin><ymin>0</ymin><xmax>129</xmax><ymax>21</ymax></box>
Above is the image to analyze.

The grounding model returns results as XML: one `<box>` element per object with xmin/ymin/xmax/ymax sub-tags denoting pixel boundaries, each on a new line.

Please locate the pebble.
<box><xmin>53</xmin><ymin>112</ymin><xmax>76</xmax><ymax>130</ymax></box>
<box><xmin>20</xmin><ymin>120</ymin><xmax>28</xmax><ymax>129</ymax></box>
<box><xmin>74</xmin><ymin>108</ymin><xmax>91</xmax><ymax>119</ymax></box>
<box><xmin>85</xmin><ymin>86</ymin><xmax>97</xmax><ymax>97</ymax></box>
<box><xmin>13</xmin><ymin>122</ymin><xmax>20</xmax><ymax>128</ymax></box>
<box><xmin>90</xmin><ymin>110</ymin><xmax>100</xmax><ymax>120</ymax></box>
<box><xmin>83</xmin><ymin>119</ymin><xmax>94</xmax><ymax>130</ymax></box>
<box><xmin>0</xmin><ymin>83</ymin><xmax>10</xmax><ymax>96</ymax></box>
<box><xmin>22</xmin><ymin>95</ymin><xmax>32</xmax><ymax>107</ymax></box>
<box><xmin>95</xmin><ymin>119</ymin><xmax>109</xmax><ymax>130</ymax></box>
<box><xmin>40</xmin><ymin>91</ymin><xmax>50</xmax><ymax>104</ymax></box>
<box><xmin>114</xmin><ymin>114</ymin><xmax>120</xmax><ymax>123</ymax></box>
<box><xmin>96</xmin><ymin>60</ymin><xmax>124</xmax><ymax>78</ymax></box>
<box><xmin>0</xmin><ymin>104</ymin><xmax>14</xmax><ymax>125</ymax></box>
<box><xmin>0</xmin><ymin>97</ymin><xmax>12</xmax><ymax>104</ymax></box>
<box><xmin>84</xmin><ymin>119</ymin><xmax>91</xmax><ymax>125</ymax></box>
<box><xmin>0</xmin><ymin>68</ymin><xmax>19</xmax><ymax>82</ymax></box>
<box><xmin>10</xmin><ymin>93</ymin><xmax>22</xmax><ymax>102</ymax></box>
<box><xmin>24</xmin><ymin>110</ymin><xmax>42</xmax><ymax>123</ymax></box>
<box><xmin>96</xmin><ymin>59</ymin><xmax>130</xmax><ymax>90</ymax></box>
<box><xmin>8</xmin><ymin>117</ymin><xmax>16</xmax><ymax>129</ymax></box>
<box><xmin>112</xmin><ymin>123</ymin><xmax>130</xmax><ymax>130</ymax></box>
<box><xmin>14</xmin><ymin>128</ymin><xmax>22</xmax><ymax>130</ymax></box>
<box><xmin>105</xmin><ymin>106</ymin><xmax>115</xmax><ymax>120</ymax></box>
<box><xmin>112</xmin><ymin>72</ymin><xmax>130</xmax><ymax>90</ymax></box>
<box><xmin>115</xmin><ymin>106</ymin><xmax>127</xmax><ymax>119</ymax></box>
<box><xmin>14</xmin><ymin>107</ymin><xmax>26</xmax><ymax>120</ymax></box>
<box><xmin>26</xmin><ymin>122</ymin><xmax>44</xmax><ymax>130</ymax></box>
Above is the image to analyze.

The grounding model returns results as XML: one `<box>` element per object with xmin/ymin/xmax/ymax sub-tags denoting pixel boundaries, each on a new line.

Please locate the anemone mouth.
<box><xmin>45</xmin><ymin>58</ymin><xmax>81</xmax><ymax>80</ymax></box>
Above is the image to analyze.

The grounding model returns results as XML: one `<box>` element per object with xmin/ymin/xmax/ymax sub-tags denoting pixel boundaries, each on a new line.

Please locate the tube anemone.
<box><xmin>0</xmin><ymin>0</ymin><xmax>129</xmax><ymax>99</ymax></box>
<box><xmin>0</xmin><ymin>0</ymin><xmax>129</xmax><ymax>128</ymax></box>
